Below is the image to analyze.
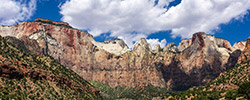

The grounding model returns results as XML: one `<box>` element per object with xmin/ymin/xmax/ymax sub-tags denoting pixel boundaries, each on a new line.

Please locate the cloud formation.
<box><xmin>60</xmin><ymin>0</ymin><xmax>250</xmax><ymax>48</ymax></box>
<box><xmin>147</xmin><ymin>39</ymin><xmax>167</xmax><ymax>49</ymax></box>
<box><xmin>0</xmin><ymin>0</ymin><xmax>36</xmax><ymax>25</ymax></box>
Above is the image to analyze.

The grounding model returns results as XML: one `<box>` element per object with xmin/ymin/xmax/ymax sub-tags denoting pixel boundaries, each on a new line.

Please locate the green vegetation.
<box><xmin>162</xmin><ymin>60</ymin><xmax>250</xmax><ymax>99</ymax></box>
<box><xmin>0</xmin><ymin>36</ymin><xmax>102</xmax><ymax>99</ymax></box>
<box><xmin>238</xmin><ymin>81</ymin><xmax>250</xmax><ymax>99</ymax></box>
<box><xmin>162</xmin><ymin>90</ymin><xmax>222</xmax><ymax>100</ymax></box>
<box><xmin>89</xmin><ymin>81</ymin><xmax>170</xmax><ymax>100</ymax></box>
<box><xmin>162</xmin><ymin>81</ymin><xmax>250</xmax><ymax>100</ymax></box>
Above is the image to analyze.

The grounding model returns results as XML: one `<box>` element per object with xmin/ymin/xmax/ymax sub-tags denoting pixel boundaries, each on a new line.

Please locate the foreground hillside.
<box><xmin>0</xmin><ymin>36</ymin><xmax>101</xmax><ymax>99</ymax></box>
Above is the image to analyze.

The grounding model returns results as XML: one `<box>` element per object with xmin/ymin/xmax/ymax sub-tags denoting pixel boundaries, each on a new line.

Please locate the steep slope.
<box><xmin>178</xmin><ymin>39</ymin><xmax>192</xmax><ymax>51</ymax></box>
<box><xmin>161</xmin><ymin>32</ymin><xmax>240</xmax><ymax>90</ymax></box>
<box><xmin>0</xmin><ymin>18</ymin><xmax>166</xmax><ymax>89</ymax></box>
<box><xmin>0</xmin><ymin>36</ymin><xmax>101</xmax><ymax>99</ymax></box>
<box><xmin>238</xmin><ymin>37</ymin><xmax>250</xmax><ymax>64</ymax></box>
<box><xmin>233</xmin><ymin>41</ymin><xmax>246</xmax><ymax>51</ymax></box>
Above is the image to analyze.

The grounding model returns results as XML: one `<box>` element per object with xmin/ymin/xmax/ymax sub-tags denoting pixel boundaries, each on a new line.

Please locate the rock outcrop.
<box><xmin>163</xmin><ymin>43</ymin><xmax>178</xmax><ymax>53</ymax></box>
<box><xmin>178</xmin><ymin>39</ymin><xmax>192</xmax><ymax>51</ymax></box>
<box><xmin>5</xmin><ymin>36</ymin><xmax>42</xmax><ymax>55</ymax></box>
<box><xmin>233</xmin><ymin>41</ymin><xmax>246</xmax><ymax>51</ymax></box>
<box><xmin>238</xmin><ymin>37</ymin><xmax>250</xmax><ymax>64</ymax></box>
<box><xmin>35</xmin><ymin>18</ymin><xmax>70</xmax><ymax>27</ymax></box>
<box><xmin>153</xmin><ymin>44</ymin><xmax>161</xmax><ymax>53</ymax></box>
<box><xmin>92</xmin><ymin>39</ymin><xmax>130</xmax><ymax>55</ymax></box>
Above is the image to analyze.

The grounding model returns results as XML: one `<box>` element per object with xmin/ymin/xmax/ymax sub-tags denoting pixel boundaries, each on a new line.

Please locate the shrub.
<box><xmin>225</xmin><ymin>89</ymin><xmax>238</xmax><ymax>100</ymax></box>
<box><xmin>238</xmin><ymin>81</ymin><xmax>250</xmax><ymax>99</ymax></box>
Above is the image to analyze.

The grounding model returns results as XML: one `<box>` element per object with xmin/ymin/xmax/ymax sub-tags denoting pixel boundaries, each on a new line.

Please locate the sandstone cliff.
<box><xmin>0</xmin><ymin>19</ymin><xmax>249</xmax><ymax>91</ymax></box>
<box><xmin>161</xmin><ymin>32</ymin><xmax>241</xmax><ymax>90</ymax></box>
<box><xmin>0</xmin><ymin>19</ymin><xmax>166</xmax><ymax>88</ymax></box>
<box><xmin>238</xmin><ymin>37</ymin><xmax>250</xmax><ymax>64</ymax></box>
<box><xmin>233</xmin><ymin>41</ymin><xmax>246</xmax><ymax>51</ymax></box>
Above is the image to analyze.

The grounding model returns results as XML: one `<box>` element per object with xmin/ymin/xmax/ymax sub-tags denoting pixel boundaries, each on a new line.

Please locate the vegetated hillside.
<box><xmin>0</xmin><ymin>36</ymin><xmax>102</xmax><ymax>99</ymax></box>
<box><xmin>89</xmin><ymin>81</ymin><xmax>170</xmax><ymax>100</ymax></box>
<box><xmin>162</xmin><ymin>60</ymin><xmax>250</xmax><ymax>100</ymax></box>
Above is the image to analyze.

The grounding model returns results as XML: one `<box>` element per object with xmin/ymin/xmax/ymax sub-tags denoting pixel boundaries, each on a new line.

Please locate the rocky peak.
<box><xmin>189</xmin><ymin>32</ymin><xmax>212</xmax><ymax>51</ymax></box>
<box><xmin>238</xmin><ymin>37</ymin><xmax>250</xmax><ymax>64</ymax></box>
<box><xmin>181</xmin><ymin>32</ymin><xmax>219</xmax><ymax>68</ymax></box>
<box><xmin>180</xmin><ymin>32</ymin><xmax>233</xmax><ymax>76</ymax></box>
<box><xmin>161</xmin><ymin>32</ymin><xmax>237</xmax><ymax>90</ymax></box>
<box><xmin>109</xmin><ymin>39</ymin><xmax>128</xmax><ymax>48</ymax></box>
<box><xmin>233</xmin><ymin>41</ymin><xmax>246</xmax><ymax>51</ymax></box>
<box><xmin>133</xmin><ymin>38</ymin><xmax>152</xmax><ymax>52</ymax></box>
<box><xmin>215</xmin><ymin>38</ymin><xmax>233</xmax><ymax>51</ymax></box>
<box><xmin>132</xmin><ymin>38</ymin><xmax>153</xmax><ymax>57</ymax></box>
<box><xmin>91</xmin><ymin>38</ymin><xmax>130</xmax><ymax>55</ymax></box>
<box><xmin>35</xmin><ymin>18</ymin><xmax>70</xmax><ymax>27</ymax></box>
<box><xmin>153</xmin><ymin>44</ymin><xmax>161</xmax><ymax>53</ymax></box>
<box><xmin>189</xmin><ymin>32</ymin><xmax>232</xmax><ymax>52</ymax></box>
<box><xmin>246</xmin><ymin>37</ymin><xmax>250</xmax><ymax>48</ymax></box>
<box><xmin>178</xmin><ymin>39</ymin><xmax>192</xmax><ymax>51</ymax></box>
<box><xmin>163</xmin><ymin>43</ymin><xmax>178</xmax><ymax>52</ymax></box>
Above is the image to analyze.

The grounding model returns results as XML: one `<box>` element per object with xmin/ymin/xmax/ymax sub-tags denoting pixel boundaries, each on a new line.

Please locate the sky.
<box><xmin>0</xmin><ymin>0</ymin><xmax>250</xmax><ymax>48</ymax></box>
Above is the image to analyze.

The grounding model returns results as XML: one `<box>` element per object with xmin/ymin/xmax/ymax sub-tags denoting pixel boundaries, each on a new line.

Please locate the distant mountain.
<box><xmin>0</xmin><ymin>36</ymin><xmax>101</xmax><ymax>99</ymax></box>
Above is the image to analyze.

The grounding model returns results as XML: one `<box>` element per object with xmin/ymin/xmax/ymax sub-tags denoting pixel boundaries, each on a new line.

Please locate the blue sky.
<box><xmin>0</xmin><ymin>0</ymin><xmax>250</xmax><ymax>48</ymax></box>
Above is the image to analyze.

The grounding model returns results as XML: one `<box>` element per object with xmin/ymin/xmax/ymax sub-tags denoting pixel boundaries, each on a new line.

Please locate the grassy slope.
<box><xmin>0</xmin><ymin>36</ymin><xmax>102</xmax><ymax>99</ymax></box>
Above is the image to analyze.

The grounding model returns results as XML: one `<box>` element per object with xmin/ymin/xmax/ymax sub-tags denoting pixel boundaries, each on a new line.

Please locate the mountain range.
<box><xmin>0</xmin><ymin>18</ymin><xmax>250</xmax><ymax>99</ymax></box>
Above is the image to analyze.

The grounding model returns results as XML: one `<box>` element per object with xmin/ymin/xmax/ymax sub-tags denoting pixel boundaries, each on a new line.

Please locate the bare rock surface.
<box><xmin>238</xmin><ymin>37</ymin><xmax>250</xmax><ymax>64</ymax></box>
<box><xmin>0</xmin><ymin>19</ymin><xmax>165</xmax><ymax>88</ymax></box>
<box><xmin>233</xmin><ymin>41</ymin><xmax>246</xmax><ymax>51</ymax></box>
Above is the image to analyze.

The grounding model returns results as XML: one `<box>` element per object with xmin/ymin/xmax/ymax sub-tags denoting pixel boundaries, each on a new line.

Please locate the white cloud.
<box><xmin>147</xmin><ymin>39</ymin><xmax>167</xmax><ymax>49</ymax></box>
<box><xmin>0</xmin><ymin>0</ymin><xmax>36</xmax><ymax>25</ymax></box>
<box><xmin>60</xmin><ymin>0</ymin><xmax>250</xmax><ymax>48</ymax></box>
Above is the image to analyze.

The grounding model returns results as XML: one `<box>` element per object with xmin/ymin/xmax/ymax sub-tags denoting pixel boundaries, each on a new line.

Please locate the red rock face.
<box><xmin>191</xmin><ymin>32</ymin><xmax>206</xmax><ymax>50</ymax></box>
<box><xmin>0</xmin><ymin>20</ymin><xmax>166</xmax><ymax>88</ymax></box>
<box><xmin>35</xmin><ymin>18</ymin><xmax>70</xmax><ymax>26</ymax></box>
<box><xmin>0</xmin><ymin>19</ymin><xmax>248</xmax><ymax>91</ymax></box>
<box><xmin>161</xmin><ymin>32</ymin><xmax>238</xmax><ymax>90</ymax></box>
<box><xmin>238</xmin><ymin>37</ymin><xmax>250</xmax><ymax>64</ymax></box>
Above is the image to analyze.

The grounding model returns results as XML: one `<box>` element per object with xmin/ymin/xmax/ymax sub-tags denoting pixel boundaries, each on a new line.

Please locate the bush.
<box><xmin>225</xmin><ymin>89</ymin><xmax>238</xmax><ymax>100</ymax></box>
<box><xmin>238</xmin><ymin>81</ymin><xmax>250</xmax><ymax>99</ymax></box>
